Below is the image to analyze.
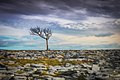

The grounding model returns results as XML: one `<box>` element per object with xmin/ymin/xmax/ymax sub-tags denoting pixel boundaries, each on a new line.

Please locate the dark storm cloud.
<box><xmin>0</xmin><ymin>0</ymin><xmax>56</xmax><ymax>15</ymax></box>
<box><xmin>61</xmin><ymin>0</ymin><xmax>120</xmax><ymax>18</ymax></box>
<box><xmin>0</xmin><ymin>0</ymin><xmax>120</xmax><ymax>18</ymax></box>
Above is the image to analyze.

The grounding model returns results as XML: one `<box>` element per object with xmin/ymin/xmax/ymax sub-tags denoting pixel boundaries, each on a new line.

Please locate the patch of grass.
<box><xmin>16</xmin><ymin>70</ymin><xmax>25</xmax><ymax>74</ymax></box>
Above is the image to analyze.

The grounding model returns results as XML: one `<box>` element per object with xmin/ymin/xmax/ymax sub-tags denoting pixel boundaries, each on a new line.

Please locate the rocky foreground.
<box><xmin>0</xmin><ymin>49</ymin><xmax>120</xmax><ymax>80</ymax></box>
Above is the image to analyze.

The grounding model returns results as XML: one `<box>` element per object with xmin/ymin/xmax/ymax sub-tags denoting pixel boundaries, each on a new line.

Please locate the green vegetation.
<box><xmin>112</xmin><ymin>71</ymin><xmax>119</xmax><ymax>75</ymax></box>
<box><xmin>41</xmin><ymin>71</ymin><xmax>48</xmax><ymax>75</ymax></box>
<box><xmin>16</xmin><ymin>70</ymin><xmax>25</xmax><ymax>74</ymax></box>
<box><xmin>62</xmin><ymin>60</ymin><xmax>92</xmax><ymax>65</ymax></box>
<box><xmin>0</xmin><ymin>56</ymin><xmax>5</xmax><ymax>60</ymax></box>
<box><xmin>1</xmin><ymin>58</ymin><xmax>62</xmax><ymax>67</ymax></box>
<box><xmin>77</xmin><ymin>73</ymin><xmax>86</xmax><ymax>80</ymax></box>
<box><xmin>1</xmin><ymin>57</ymin><xmax>92</xmax><ymax>67</ymax></box>
<box><xmin>43</xmin><ymin>58</ymin><xmax>62</xmax><ymax>66</ymax></box>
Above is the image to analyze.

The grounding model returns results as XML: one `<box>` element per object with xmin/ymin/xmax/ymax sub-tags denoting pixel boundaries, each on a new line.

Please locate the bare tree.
<box><xmin>30</xmin><ymin>27</ymin><xmax>52</xmax><ymax>50</ymax></box>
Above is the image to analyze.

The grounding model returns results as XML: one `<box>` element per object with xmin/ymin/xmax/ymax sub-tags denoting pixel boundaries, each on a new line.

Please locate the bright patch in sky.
<box><xmin>0</xmin><ymin>0</ymin><xmax>120</xmax><ymax>50</ymax></box>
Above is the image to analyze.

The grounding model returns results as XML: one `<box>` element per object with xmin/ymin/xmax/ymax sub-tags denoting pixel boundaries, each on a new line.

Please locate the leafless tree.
<box><xmin>30</xmin><ymin>27</ymin><xmax>52</xmax><ymax>50</ymax></box>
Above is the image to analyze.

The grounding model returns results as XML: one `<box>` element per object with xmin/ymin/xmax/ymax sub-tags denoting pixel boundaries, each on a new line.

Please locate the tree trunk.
<box><xmin>46</xmin><ymin>39</ymin><xmax>48</xmax><ymax>50</ymax></box>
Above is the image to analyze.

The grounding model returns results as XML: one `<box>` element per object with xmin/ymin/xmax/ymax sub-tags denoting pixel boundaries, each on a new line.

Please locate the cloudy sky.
<box><xmin>0</xmin><ymin>0</ymin><xmax>120</xmax><ymax>50</ymax></box>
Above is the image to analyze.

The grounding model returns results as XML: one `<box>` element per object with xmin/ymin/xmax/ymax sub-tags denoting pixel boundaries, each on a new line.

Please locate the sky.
<box><xmin>0</xmin><ymin>0</ymin><xmax>120</xmax><ymax>50</ymax></box>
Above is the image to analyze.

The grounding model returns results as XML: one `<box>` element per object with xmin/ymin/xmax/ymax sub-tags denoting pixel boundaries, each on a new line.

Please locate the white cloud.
<box><xmin>0</xmin><ymin>25</ymin><xmax>29</xmax><ymax>36</ymax></box>
<box><xmin>114</xmin><ymin>19</ymin><xmax>120</xmax><ymax>25</ymax></box>
<box><xmin>82</xmin><ymin>16</ymin><xmax>114</xmax><ymax>24</ymax></box>
<box><xmin>20</xmin><ymin>15</ymin><xmax>75</xmax><ymax>24</ymax></box>
<box><xmin>19</xmin><ymin>14</ymin><xmax>120</xmax><ymax>38</ymax></box>
<box><xmin>73</xmin><ymin>9</ymin><xmax>87</xmax><ymax>14</ymax></box>
<box><xmin>62</xmin><ymin>16</ymin><xmax>120</xmax><ymax>30</ymax></box>
<box><xmin>62</xmin><ymin>23</ymin><xmax>87</xmax><ymax>30</ymax></box>
<box><xmin>52</xmin><ymin>33</ymin><xmax>120</xmax><ymax>45</ymax></box>
<box><xmin>20</xmin><ymin>15</ymin><xmax>116</xmax><ymax>30</ymax></box>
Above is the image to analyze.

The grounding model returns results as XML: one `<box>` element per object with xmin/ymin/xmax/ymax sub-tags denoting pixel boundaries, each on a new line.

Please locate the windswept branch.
<box><xmin>43</xmin><ymin>28</ymin><xmax>52</xmax><ymax>39</ymax></box>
